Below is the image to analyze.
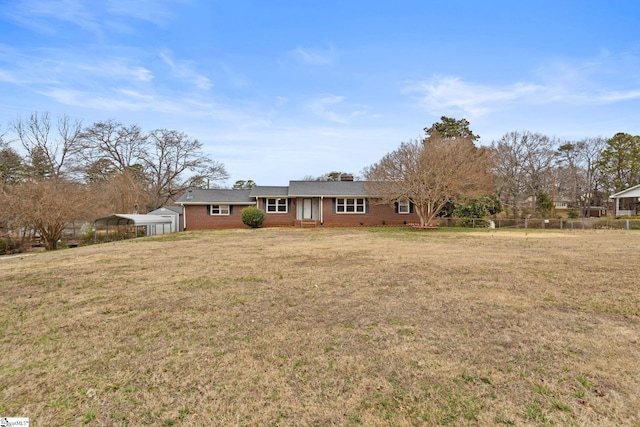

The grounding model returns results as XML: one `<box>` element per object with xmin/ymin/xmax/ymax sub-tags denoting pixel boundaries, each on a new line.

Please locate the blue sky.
<box><xmin>1</xmin><ymin>0</ymin><xmax>640</xmax><ymax>185</ymax></box>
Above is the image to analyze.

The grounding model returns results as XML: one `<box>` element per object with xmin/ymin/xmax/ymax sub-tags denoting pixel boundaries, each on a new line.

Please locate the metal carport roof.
<box><xmin>93</xmin><ymin>214</ymin><xmax>173</xmax><ymax>242</ymax></box>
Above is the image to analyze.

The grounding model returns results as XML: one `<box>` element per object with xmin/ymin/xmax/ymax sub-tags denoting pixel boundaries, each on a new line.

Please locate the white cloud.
<box><xmin>1</xmin><ymin>0</ymin><xmax>182</xmax><ymax>35</ymax></box>
<box><xmin>405</xmin><ymin>51</ymin><xmax>640</xmax><ymax>119</ymax></box>
<box><xmin>1</xmin><ymin>0</ymin><xmax>105</xmax><ymax>34</ymax></box>
<box><xmin>532</xmin><ymin>53</ymin><xmax>640</xmax><ymax>105</ymax></box>
<box><xmin>0</xmin><ymin>46</ymin><xmax>154</xmax><ymax>88</ymax></box>
<box><xmin>291</xmin><ymin>46</ymin><xmax>335</xmax><ymax>66</ymax></box>
<box><xmin>595</xmin><ymin>89</ymin><xmax>640</xmax><ymax>103</ymax></box>
<box><xmin>76</xmin><ymin>59</ymin><xmax>154</xmax><ymax>82</ymax></box>
<box><xmin>106</xmin><ymin>0</ymin><xmax>178</xmax><ymax>26</ymax></box>
<box><xmin>307</xmin><ymin>95</ymin><xmax>348</xmax><ymax>123</ymax></box>
<box><xmin>306</xmin><ymin>95</ymin><xmax>371</xmax><ymax>124</ymax></box>
<box><xmin>160</xmin><ymin>51</ymin><xmax>213</xmax><ymax>91</ymax></box>
<box><xmin>37</xmin><ymin>86</ymin><xmax>248</xmax><ymax>123</ymax></box>
<box><xmin>221</xmin><ymin>63</ymin><xmax>247</xmax><ymax>87</ymax></box>
<box><xmin>404</xmin><ymin>76</ymin><xmax>542</xmax><ymax>119</ymax></box>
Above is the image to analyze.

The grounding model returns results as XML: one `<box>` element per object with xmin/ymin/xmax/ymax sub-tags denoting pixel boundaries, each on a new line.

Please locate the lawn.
<box><xmin>1</xmin><ymin>228</ymin><xmax>639</xmax><ymax>426</ymax></box>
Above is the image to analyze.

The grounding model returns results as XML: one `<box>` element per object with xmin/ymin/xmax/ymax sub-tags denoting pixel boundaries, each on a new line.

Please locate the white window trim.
<box><xmin>398</xmin><ymin>200</ymin><xmax>410</xmax><ymax>214</ymax></box>
<box><xmin>266</xmin><ymin>198</ymin><xmax>288</xmax><ymax>213</ymax></box>
<box><xmin>336</xmin><ymin>198</ymin><xmax>366</xmax><ymax>214</ymax></box>
<box><xmin>210</xmin><ymin>204</ymin><xmax>230</xmax><ymax>215</ymax></box>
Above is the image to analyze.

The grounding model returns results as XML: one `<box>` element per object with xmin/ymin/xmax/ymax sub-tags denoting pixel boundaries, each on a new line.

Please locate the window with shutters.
<box><xmin>266</xmin><ymin>198</ymin><xmax>288</xmax><ymax>213</ymax></box>
<box><xmin>336</xmin><ymin>198</ymin><xmax>366</xmax><ymax>213</ymax></box>
<box><xmin>210</xmin><ymin>205</ymin><xmax>230</xmax><ymax>215</ymax></box>
<box><xmin>398</xmin><ymin>200</ymin><xmax>410</xmax><ymax>214</ymax></box>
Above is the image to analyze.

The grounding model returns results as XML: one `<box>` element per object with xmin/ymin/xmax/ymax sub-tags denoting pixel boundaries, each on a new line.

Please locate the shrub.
<box><xmin>0</xmin><ymin>237</ymin><xmax>24</xmax><ymax>255</ymax></box>
<box><xmin>452</xmin><ymin>195</ymin><xmax>500</xmax><ymax>227</ymax></box>
<box><xmin>241</xmin><ymin>207</ymin><xmax>265</xmax><ymax>228</ymax></box>
<box><xmin>567</xmin><ymin>209</ymin><xmax>580</xmax><ymax>219</ymax></box>
<box><xmin>455</xmin><ymin>217</ymin><xmax>490</xmax><ymax>228</ymax></box>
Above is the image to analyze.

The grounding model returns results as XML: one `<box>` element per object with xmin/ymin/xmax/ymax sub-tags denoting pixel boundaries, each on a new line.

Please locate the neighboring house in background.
<box><xmin>148</xmin><ymin>206</ymin><xmax>184</xmax><ymax>232</ymax></box>
<box><xmin>175</xmin><ymin>177</ymin><xmax>420</xmax><ymax>230</ymax></box>
<box><xmin>610</xmin><ymin>184</ymin><xmax>640</xmax><ymax>217</ymax></box>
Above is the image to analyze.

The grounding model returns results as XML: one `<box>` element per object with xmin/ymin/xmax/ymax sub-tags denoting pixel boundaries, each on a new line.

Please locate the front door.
<box><xmin>303</xmin><ymin>198</ymin><xmax>313</xmax><ymax>219</ymax></box>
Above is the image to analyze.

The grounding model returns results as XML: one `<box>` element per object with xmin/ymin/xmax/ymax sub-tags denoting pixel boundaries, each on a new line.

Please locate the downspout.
<box><xmin>320</xmin><ymin>196</ymin><xmax>324</xmax><ymax>225</ymax></box>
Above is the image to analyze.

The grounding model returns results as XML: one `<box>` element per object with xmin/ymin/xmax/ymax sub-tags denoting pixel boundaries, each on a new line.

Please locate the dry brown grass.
<box><xmin>1</xmin><ymin>227</ymin><xmax>639</xmax><ymax>426</ymax></box>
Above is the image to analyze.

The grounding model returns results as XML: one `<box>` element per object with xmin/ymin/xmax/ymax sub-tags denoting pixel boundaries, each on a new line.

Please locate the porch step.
<box><xmin>300</xmin><ymin>220</ymin><xmax>318</xmax><ymax>228</ymax></box>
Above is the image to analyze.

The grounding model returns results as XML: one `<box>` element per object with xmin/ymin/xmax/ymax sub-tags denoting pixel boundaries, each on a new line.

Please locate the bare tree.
<box><xmin>0</xmin><ymin>177</ymin><xmax>91</xmax><ymax>250</ymax></box>
<box><xmin>554</xmin><ymin>142</ymin><xmax>585</xmax><ymax>210</ymax></box>
<box><xmin>143</xmin><ymin>129</ymin><xmax>228</xmax><ymax>209</ymax></box>
<box><xmin>491</xmin><ymin>131</ymin><xmax>557</xmax><ymax>217</ymax></box>
<box><xmin>577</xmin><ymin>137</ymin><xmax>607</xmax><ymax>209</ymax></box>
<box><xmin>364</xmin><ymin>136</ymin><xmax>493</xmax><ymax>227</ymax></box>
<box><xmin>12</xmin><ymin>112</ymin><xmax>83</xmax><ymax>179</ymax></box>
<box><xmin>79</xmin><ymin>120</ymin><xmax>147</xmax><ymax>175</ymax></box>
<box><xmin>90</xmin><ymin>168</ymin><xmax>151</xmax><ymax>215</ymax></box>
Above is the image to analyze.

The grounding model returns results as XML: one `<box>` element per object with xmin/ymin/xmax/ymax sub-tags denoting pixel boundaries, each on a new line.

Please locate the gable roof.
<box><xmin>175</xmin><ymin>188</ymin><xmax>254</xmax><ymax>205</ymax></box>
<box><xmin>250</xmin><ymin>186</ymin><xmax>289</xmax><ymax>197</ymax></box>
<box><xmin>288</xmin><ymin>180</ymin><xmax>367</xmax><ymax>197</ymax></box>
<box><xmin>175</xmin><ymin>181</ymin><xmax>370</xmax><ymax>205</ymax></box>
<box><xmin>148</xmin><ymin>206</ymin><xmax>182</xmax><ymax>215</ymax></box>
<box><xmin>610</xmin><ymin>183</ymin><xmax>640</xmax><ymax>199</ymax></box>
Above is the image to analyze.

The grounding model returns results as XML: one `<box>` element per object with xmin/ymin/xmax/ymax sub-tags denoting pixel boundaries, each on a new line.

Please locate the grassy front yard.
<box><xmin>1</xmin><ymin>228</ymin><xmax>639</xmax><ymax>426</ymax></box>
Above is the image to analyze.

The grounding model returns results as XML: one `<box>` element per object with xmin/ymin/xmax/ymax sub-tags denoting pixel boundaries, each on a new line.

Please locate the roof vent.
<box><xmin>186</xmin><ymin>189</ymin><xmax>193</xmax><ymax>200</ymax></box>
<box><xmin>340</xmin><ymin>174</ymin><xmax>354</xmax><ymax>181</ymax></box>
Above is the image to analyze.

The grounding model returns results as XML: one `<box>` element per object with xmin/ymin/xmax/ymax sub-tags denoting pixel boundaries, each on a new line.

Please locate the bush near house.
<box><xmin>241</xmin><ymin>206</ymin><xmax>265</xmax><ymax>228</ymax></box>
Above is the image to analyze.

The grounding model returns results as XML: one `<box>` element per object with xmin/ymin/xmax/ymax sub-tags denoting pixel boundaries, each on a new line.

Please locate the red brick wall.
<box><xmin>256</xmin><ymin>198</ymin><xmax>297</xmax><ymax>227</ymax></box>
<box><xmin>321</xmin><ymin>199</ymin><xmax>419</xmax><ymax>226</ymax></box>
<box><xmin>183</xmin><ymin>205</ymin><xmax>247</xmax><ymax>230</ymax></box>
<box><xmin>183</xmin><ymin>198</ymin><xmax>420</xmax><ymax>229</ymax></box>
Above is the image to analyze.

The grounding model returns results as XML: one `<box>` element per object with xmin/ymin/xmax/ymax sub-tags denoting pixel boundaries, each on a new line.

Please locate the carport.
<box><xmin>93</xmin><ymin>214</ymin><xmax>174</xmax><ymax>243</ymax></box>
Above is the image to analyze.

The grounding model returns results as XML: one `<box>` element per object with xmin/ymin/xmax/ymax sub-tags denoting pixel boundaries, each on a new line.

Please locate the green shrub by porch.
<box><xmin>241</xmin><ymin>206</ymin><xmax>265</xmax><ymax>228</ymax></box>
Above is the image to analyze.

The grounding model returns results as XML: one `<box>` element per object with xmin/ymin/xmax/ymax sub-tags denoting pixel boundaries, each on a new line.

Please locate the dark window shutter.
<box><xmin>207</xmin><ymin>205</ymin><xmax>211</xmax><ymax>215</ymax></box>
<box><xmin>365</xmin><ymin>199</ymin><xmax>369</xmax><ymax>214</ymax></box>
<box><xmin>332</xmin><ymin>198</ymin><xmax>337</xmax><ymax>212</ymax></box>
<box><xmin>229</xmin><ymin>205</ymin><xmax>234</xmax><ymax>215</ymax></box>
<box><xmin>410</xmin><ymin>202</ymin><xmax>414</xmax><ymax>213</ymax></box>
<box><xmin>394</xmin><ymin>202</ymin><xmax>398</xmax><ymax>213</ymax></box>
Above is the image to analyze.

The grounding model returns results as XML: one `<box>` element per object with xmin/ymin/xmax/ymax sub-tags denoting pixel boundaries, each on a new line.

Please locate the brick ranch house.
<box><xmin>175</xmin><ymin>178</ymin><xmax>420</xmax><ymax>230</ymax></box>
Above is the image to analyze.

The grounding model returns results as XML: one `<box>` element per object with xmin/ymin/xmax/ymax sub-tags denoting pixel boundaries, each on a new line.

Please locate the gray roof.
<box><xmin>94</xmin><ymin>214</ymin><xmax>173</xmax><ymax>227</ymax></box>
<box><xmin>148</xmin><ymin>206</ymin><xmax>182</xmax><ymax>215</ymax></box>
<box><xmin>175</xmin><ymin>188</ymin><xmax>254</xmax><ymax>204</ymax></box>
<box><xmin>175</xmin><ymin>181</ymin><xmax>371</xmax><ymax>204</ymax></box>
<box><xmin>288</xmin><ymin>180</ymin><xmax>368</xmax><ymax>197</ymax></box>
<box><xmin>250</xmin><ymin>186</ymin><xmax>289</xmax><ymax>197</ymax></box>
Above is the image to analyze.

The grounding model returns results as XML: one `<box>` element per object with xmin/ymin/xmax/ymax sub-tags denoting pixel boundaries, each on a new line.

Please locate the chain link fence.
<box><xmin>435</xmin><ymin>217</ymin><xmax>640</xmax><ymax>230</ymax></box>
